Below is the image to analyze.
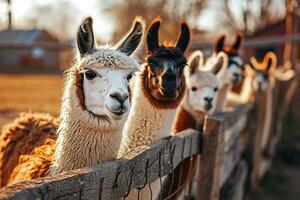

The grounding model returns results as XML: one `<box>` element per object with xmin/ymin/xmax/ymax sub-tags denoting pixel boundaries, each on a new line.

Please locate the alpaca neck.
<box><xmin>215</xmin><ymin>83</ymin><xmax>232</xmax><ymax>112</ymax></box>
<box><xmin>118</xmin><ymin>66</ymin><xmax>182</xmax><ymax>158</ymax></box>
<box><xmin>173</xmin><ymin>96</ymin><xmax>205</xmax><ymax>133</ymax></box>
<box><xmin>50</xmin><ymin>73</ymin><xmax>124</xmax><ymax>175</ymax></box>
<box><xmin>228</xmin><ymin>74</ymin><xmax>255</xmax><ymax>104</ymax></box>
<box><xmin>261</xmin><ymin>78</ymin><xmax>275</xmax><ymax>151</ymax></box>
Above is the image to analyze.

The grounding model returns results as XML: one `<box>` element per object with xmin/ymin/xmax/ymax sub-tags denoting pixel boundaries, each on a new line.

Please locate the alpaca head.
<box><xmin>75</xmin><ymin>17</ymin><xmax>144</xmax><ymax>121</ymax></box>
<box><xmin>214</xmin><ymin>33</ymin><xmax>244</xmax><ymax>84</ymax></box>
<box><xmin>248</xmin><ymin>51</ymin><xmax>277</xmax><ymax>92</ymax></box>
<box><xmin>185</xmin><ymin>50</ymin><xmax>226</xmax><ymax>114</ymax></box>
<box><xmin>142</xmin><ymin>17</ymin><xmax>190</xmax><ymax>107</ymax></box>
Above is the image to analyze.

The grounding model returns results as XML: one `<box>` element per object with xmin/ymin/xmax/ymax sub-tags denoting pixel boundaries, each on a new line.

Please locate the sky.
<box><xmin>0</xmin><ymin>0</ymin><xmax>115</xmax><ymax>41</ymax></box>
<box><xmin>0</xmin><ymin>0</ymin><xmax>286</xmax><ymax>41</ymax></box>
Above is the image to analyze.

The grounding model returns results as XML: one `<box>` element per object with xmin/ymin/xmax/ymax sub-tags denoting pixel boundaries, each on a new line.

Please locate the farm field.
<box><xmin>0</xmin><ymin>74</ymin><xmax>63</xmax><ymax>128</ymax></box>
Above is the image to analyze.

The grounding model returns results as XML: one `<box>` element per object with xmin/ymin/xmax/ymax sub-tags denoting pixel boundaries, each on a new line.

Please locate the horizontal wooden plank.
<box><xmin>0</xmin><ymin>129</ymin><xmax>203</xmax><ymax>200</ymax></box>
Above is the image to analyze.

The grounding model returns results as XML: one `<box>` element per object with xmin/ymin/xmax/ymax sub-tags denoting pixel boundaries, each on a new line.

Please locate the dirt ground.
<box><xmin>0</xmin><ymin>74</ymin><xmax>62</xmax><ymax>128</ymax></box>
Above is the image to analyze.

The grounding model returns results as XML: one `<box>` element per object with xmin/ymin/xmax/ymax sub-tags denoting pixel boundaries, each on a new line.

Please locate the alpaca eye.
<box><xmin>191</xmin><ymin>87</ymin><xmax>197</xmax><ymax>91</ymax></box>
<box><xmin>214</xmin><ymin>87</ymin><xmax>218</xmax><ymax>92</ymax></box>
<box><xmin>127</xmin><ymin>72</ymin><xmax>134</xmax><ymax>81</ymax></box>
<box><xmin>85</xmin><ymin>70</ymin><xmax>97</xmax><ymax>80</ymax></box>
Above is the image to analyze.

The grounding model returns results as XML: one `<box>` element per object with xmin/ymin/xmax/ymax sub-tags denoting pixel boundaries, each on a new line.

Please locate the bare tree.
<box><xmin>215</xmin><ymin>0</ymin><xmax>286</xmax><ymax>35</ymax></box>
<box><xmin>19</xmin><ymin>1</ymin><xmax>78</xmax><ymax>41</ymax></box>
<box><xmin>103</xmin><ymin>0</ymin><xmax>207</xmax><ymax>42</ymax></box>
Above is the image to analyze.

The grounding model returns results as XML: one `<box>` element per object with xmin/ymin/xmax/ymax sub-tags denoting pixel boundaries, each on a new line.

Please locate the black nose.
<box><xmin>163</xmin><ymin>72</ymin><xmax>176</xmax><ymax>82</ymax></box>
<box><xmin>204</xmin><ymin>97</ymin><xmax>213</xmax><ymax>103</ymax></box>
<box><xmin>110</xmin><ymin>92</ymin><xmax>128</xmax><ymax>104</ymax></box>
<box><xmin>233</xmin><ymin>73</ymin><xmax>240</xmax><ymax>80</ymax></box>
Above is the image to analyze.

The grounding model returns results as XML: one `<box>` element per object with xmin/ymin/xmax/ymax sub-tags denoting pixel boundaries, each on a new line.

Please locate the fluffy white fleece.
<box><xmin>50</xmin><ymin>44</ymin><xmax>142</xmax><ymax>175</ymax></box>
<box><xmin>49</xmin><ymin>68</ymin><xmax>127</xmax><ymax>175</ymax></box>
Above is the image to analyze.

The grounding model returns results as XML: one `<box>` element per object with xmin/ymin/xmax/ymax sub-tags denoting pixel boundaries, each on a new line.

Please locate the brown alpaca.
<box><xmin>0</xmin><ymin>113</ymin><xmax>58</xmax><ymax>187</ymax></box>
<box><xmin>0</xmin><ymin>17</ymin><xmax>145</xmax><ymax>187</ymax></box>
<box><xmin>118</xmin><ymin>17</ymin><xmax>190</xmax><ymax>200</ymax></box>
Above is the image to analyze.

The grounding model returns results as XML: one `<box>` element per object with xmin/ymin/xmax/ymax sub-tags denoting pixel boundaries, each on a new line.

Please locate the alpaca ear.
<box><xmin>147</xmin><ymin>17</ymin><xmax>161</xmax><ymax>53</ymax></box>
<box><xmin>214</xmin><ymin>35</ymin><xmax>225</xmax><ymax>53</ymax></box>
<box><xmin>264</xmin><ymin>51</ymin><xmax>277</xmax><ymax>71</ymax></box>
<box><xmin>77</xmin><ymin>17</ymin><xmax>95</xmax><ymax>56</ymax></box>
<box><xmin>212</xmin><ymin>52</ymin><xmax>228</xmax><ymax>75</ymax></box>
<box><xmin>115</xmin><ymin>17</ymin><xmax>145</xmax><ymax>56</ymax></box>
<box><xmin>187</xmin><ymin>50</ymin><xmax>203</xmax><ymax>75</ymax></box>
<box><xmin>231</xmin><ymin>33</ymin><xmax>243</xmax><ymax>51</ymax></box>
<box><xmin>175</xmin><ymin>22</ymin><xmax>190</xmax><ymax>53</ymax></box>
<box><xmin>249</xmin><ymin>57</ymin><xmax>257</xmax><ymax>70</ymax></box>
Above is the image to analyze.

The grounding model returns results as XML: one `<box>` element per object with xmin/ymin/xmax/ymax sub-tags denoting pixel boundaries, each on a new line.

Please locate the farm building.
<box><xmin>0</xmin><ymin>29</ymin><xmax>71</xmax><ymax>73</ymax></box>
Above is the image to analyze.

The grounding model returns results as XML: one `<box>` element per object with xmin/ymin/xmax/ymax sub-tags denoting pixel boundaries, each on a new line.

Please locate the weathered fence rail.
<box><xmin>0</xmin><ymin>68</ymin><xmax>295</xmax><ymax>200</ymax></box>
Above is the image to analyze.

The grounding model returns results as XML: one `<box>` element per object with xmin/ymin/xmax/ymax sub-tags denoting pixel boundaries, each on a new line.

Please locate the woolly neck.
<box><xmin>118</xmin><ymin>65</ymin><xmax>184</xmax><ymax>158</ymax></box>
<box><xmin>50</xmin><ymin>70</ymin><xmax>126</xmax><ymax>175</ymax></box>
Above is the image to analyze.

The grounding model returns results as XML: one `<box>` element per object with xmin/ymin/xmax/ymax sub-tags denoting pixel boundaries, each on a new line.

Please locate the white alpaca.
<box><xmin>174</xmin><ymin>50</ymin><xmax>227</xmax><ymax>132</ymax></box>
<box><xmin>0</xmin><ymin>16</ymin><xmax>145</xmax><ymax>186</ymax></box>
<box><xmin>50</xmin><ymin>17</ymin><xmax>145</xmax><ymax>174</ymax></box>
<box><xmin>118</xmin><ymin>18</ymin><xmax>190</xmax><ymax>200</ymax></box>
<box><xmin>163</xmin><ymin>50</ymin><xmax>227</xmax><ymax>199</ymax></box>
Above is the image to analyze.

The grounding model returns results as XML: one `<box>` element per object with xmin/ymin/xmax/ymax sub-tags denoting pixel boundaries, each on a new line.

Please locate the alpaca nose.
<box><xmin>110</xmin><ymin>92</ymin><xmax>128</xmax><ymax>104</ymax></box>
<box><xmin>204</xmin><ymin>97</ymin><xmax>213</xmax><ymax>103</ymax></box>
<box><xmin>163</xmin><ymin>72</ymin><xmax>176</xmax><ymax>82</ymax></box>
<box><xmin>233</xmin><ymin>73</ymin><xmax>240</xmax><ymax>81</ymax></box>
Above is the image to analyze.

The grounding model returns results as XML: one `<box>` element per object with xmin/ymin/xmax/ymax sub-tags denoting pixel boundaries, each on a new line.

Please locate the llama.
<box><xmin>0</xmin><ymin>16</ymin><xmax>145</xmax><ymax>187</ymax></box>
<box><xmin>210</xmin><ymin>33</ymin><xmax>244</xmax><ymax>112</ymax></box>
<box><xmin>162</xmin><ymin>50</ymin><xmax>228</xmax><ymax>199</ymax></box>
<box><xmin>118</xmin><ymin>17</ymin><xmax>190</xmax><ymax>200</ymax></box>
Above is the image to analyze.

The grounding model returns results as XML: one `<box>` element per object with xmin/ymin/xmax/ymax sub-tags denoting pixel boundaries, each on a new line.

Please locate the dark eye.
<box><xmin>214</xmin><ymin>87</ymin><xmax>218</xmax><ymax>92</ymax></box>
<box><xmin>127</xmin><ymin>72</ymin><xmax>134</xmax><ymax>81</ymax></box>
<box><xmin>191</xmin><ymin>86</ymin><xmax>197</xmax><ymax>91</ymax></box>
<box><xmin>85</xmin><ymin>70</ymin><xmax>97</xmax><ymax>80</ymax></box>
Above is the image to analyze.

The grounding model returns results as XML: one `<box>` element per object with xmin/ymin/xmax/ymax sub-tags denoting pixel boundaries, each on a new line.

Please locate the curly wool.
<box><xmin>0</xmin><ymin>112</ymin><xmax>58</xmax><ymax>187</ymax></box>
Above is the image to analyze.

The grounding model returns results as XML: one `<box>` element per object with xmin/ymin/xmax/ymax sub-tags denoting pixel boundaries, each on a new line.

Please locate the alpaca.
<box><xmin>118</xmin><ymin>17</ymin><xmax>190</xmax><ymax>199</ymax></box>
<box><xmin>0</xmin><ymin>16</ymin><xmax>145</xmax><ymax>187</ymax></box>
<box><xmin>247</xmin><ymin>52</ymin><xmax>277</xmax><ymax>151</ymax></box>
<box><xmin>173</xmin><ymin>50</ymin><xmax>227</xmax><ymax>132</ymax></box>
<box><xmin>162</xmin><ymin>50</ymin><xmax>228</xmax><ymax>199</ymax></box>
<box><xmin>209</xmin><ymin>33</ymin><xmax>244</xmax><ymax>112</ymax></box>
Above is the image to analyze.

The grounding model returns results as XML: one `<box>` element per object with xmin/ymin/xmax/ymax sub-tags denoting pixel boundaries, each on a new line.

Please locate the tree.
<box><xmin>103</xmin><ymin>0</ymin><xmax>207</xmax><ymax>42</ymax></box>
<box><xmin>214</xmin><ymin>0</ymin><xmax>286</xmax><ymax>35</ymax></box>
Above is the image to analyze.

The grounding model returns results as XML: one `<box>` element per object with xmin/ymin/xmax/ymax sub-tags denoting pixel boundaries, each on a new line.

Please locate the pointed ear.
<box><xmin>231</xmin><ymin>33</ymin><xmax>243</xmax><ymax>51</ymax></box>
<box><xmin>175</xmin><ymin>21</ymin><xmax>190</xmax><ymax>53</ymax></box>
<box><xmin>212</xmin><ymin>52</ymin><xmax>228</xmax><ymax>75</ymax></box>
<box><xmin>77</xmin><ymin>17</ymin><xmax>95</xmax><ymax>56</ymax></box>
<box><xmin>249</xmin><ymin>57</ymin><xmax>257</xmax><ymax>70</ymax></box>
<box><xmin>264</xmin><ymin>51</ymin><xmax>277</xmax><ymax>71</ymax></box>
<box><xmin>214</xmin><ymin>35</ymin><xmax>225</xmax><ymax>53</ymax></box>
<box><xmin>115</xmin><ymin>16</ymin><xmax>145</xmax><ymax>56</ymax></box>
<box><xmin>187</xmin><ymin>50</ymin><xmax>203</xmax><ymax>75</ymax></box>
<box><xmin>147</xmin><ymin>17</ymin><xmax>161</xmax><ymax>53</ymax></box>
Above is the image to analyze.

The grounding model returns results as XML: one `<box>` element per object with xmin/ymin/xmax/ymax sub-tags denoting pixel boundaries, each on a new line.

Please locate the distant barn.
<box><xmin>0</xmin><ymin>29</ymin><xmax>72</xmax><ymax>73</ymax></box>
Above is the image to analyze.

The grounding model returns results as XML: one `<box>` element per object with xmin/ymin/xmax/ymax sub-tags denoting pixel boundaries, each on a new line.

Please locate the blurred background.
<box><xmin>0</xmin><ymin>0</ymin><xmax>299</xmax><ymax>199</ymax></box>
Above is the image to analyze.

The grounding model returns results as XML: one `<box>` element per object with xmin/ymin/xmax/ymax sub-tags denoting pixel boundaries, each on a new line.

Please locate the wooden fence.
<box><xmin>0</xmin><ymin>70</ymin><xmax>296</xmax><ymax>200</ymax></box>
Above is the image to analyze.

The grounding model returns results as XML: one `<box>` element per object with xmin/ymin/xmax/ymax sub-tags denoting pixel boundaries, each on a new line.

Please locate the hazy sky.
<box><xmin>0</xmin><ymin>0</ymin><xmax>286</xmax><ymax>41</ymax></box>
<box><xmin>0</xmin><ymin>0</ymin><xmax>114</xmax><ymax>40</ymax></box>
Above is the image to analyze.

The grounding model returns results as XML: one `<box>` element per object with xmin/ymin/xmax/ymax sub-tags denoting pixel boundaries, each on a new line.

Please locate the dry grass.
<box><xmin>0</xmin><ymin>74</ymin><xmax>63</xmax><ymax>127</ymax></box>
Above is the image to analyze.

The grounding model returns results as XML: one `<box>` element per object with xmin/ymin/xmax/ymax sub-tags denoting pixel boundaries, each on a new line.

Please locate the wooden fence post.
<box><xmin>196</xmin><ymin>116</ymin><xmax>222</xmax><ymax>200</ymax></box>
